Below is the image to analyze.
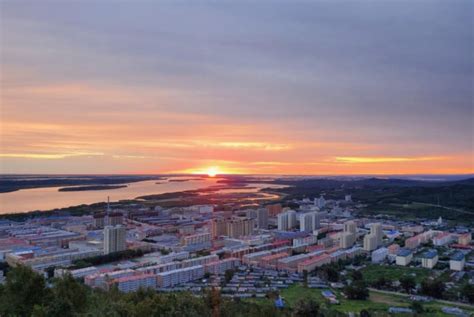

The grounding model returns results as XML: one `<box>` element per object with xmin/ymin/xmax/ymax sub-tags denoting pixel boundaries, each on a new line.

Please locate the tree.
<box><xmin>318</xmin><ymin>265</ymin><xmax>339</xmax><ymax>282</ymax></box>
<box><xmin>0</xmin><ymin>265</ymin><xmax>49</xmax><ymax>316</ymax></box>
<box><xmin>294</xmin><ymin>298</ymin><xmax>320</xmax><ymax>317</ymax></box>
<box><xmin>206</xmin><ymin>287</ymin><xmax>221</xmax><ymax>317</ymax></box>
<box><xmin>351</xmin><ymin>270</ymin><xmax>363</xmax><ymax>281</ymax></box>
<box><xmin>344</xmin><ymin>281</ymin><xmax>369</xmax><ymax>300</ymax></box>
<box><xmin>420</xmin><ymin>279</ymin><xmax>445</xmax><ymax>299</ymax></box>
<box><xmin>399</xmin><ymin>275</ymin><xmax>416</xmax><ymax>293</ymax></box>
<box><xmin>411</xmin><ymin>302</ymin><xmax>424</xmax><ymax>314</ymax></box>
<box><xmin>46</xmin><ymin>273</ymin><xmax>88</xmax><ymax>316</ymax></box>
<box><xmin>462</xmin><ymin>284</ymin><xmax>474</xmax><ymax>303</ymax></box>
<box><xmin>224</xmin><ymin>269</ymin><xmax>235</xmax><ymax>284</ymax></box>
<box><xmin>360</xmin><ymin>309</ymin><xmax>371</xmax><ymax>317</ymax></box>
<box><xmin>373</xmin><ymin>276</ymin><xmax>389</xmax><ymax>289</ymax></box>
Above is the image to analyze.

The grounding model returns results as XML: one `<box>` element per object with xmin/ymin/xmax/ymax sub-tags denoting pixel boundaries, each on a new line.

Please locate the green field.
<box><xmin>360</xmin><ymin>264</ymin><xmax>432</xmax><ymax>283</ymax></box>
<box><xmin>249</xmin><ymin>284</ymin><xmax>474</xmax><ymax>317</ymax></box>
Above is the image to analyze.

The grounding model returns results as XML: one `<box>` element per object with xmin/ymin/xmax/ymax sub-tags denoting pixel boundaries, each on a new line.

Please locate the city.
<box><xmin>1</xmin><ymin>1</ymin><xmax>473</xmax><ymax>316</ymax></box>
<box><xmin>0</xmin><ymin>175</ymin><xmax>473</xmax><ymax>316</ymax></box>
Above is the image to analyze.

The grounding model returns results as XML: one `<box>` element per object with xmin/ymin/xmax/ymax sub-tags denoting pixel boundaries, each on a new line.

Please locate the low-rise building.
<box><xmin>396</xmin><ymin>249</ymin><xmax>413</xmax><ymax>266</ymax></box>
<box><xmin>112</xmin><ymin>273</ymin><xmax>157</xmax><ymax>293</ymax></box>
<box><xmin>371</xmin><ymin>247</ymin><xmax>388</xmax><ymax>263</ymax></box>
<box><xmin>449</xmin><ymin>252</ymin><xmax>465</xmax><ymax>271</ymax></box>
<box><xmin>420</xmin><ymin>250</ymin><xmax>438</xmax><ymax>269</ymax></box>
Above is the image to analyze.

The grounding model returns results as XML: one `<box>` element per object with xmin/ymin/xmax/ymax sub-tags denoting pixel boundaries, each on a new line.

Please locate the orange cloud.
<box><xmin>334</xmin><ymin>156</ymin><xmax>448</xmax><ymax>163</ymax></box>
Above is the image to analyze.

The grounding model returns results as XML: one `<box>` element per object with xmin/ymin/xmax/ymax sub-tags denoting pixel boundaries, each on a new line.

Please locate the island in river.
<box><xmin>58</xmin><ymin>185</ymin><xmax>128</xmax><ymax>192</ymax></box>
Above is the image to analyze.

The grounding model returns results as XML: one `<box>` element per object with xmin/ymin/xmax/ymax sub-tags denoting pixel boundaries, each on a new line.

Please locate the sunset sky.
<box><xmin>1</xmin><ymin>1</ymin><xmax>473</xmax><ymax>175</ymax></box>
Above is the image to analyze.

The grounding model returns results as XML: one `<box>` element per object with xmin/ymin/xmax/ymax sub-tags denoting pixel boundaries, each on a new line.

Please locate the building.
<box><xmin>297</xmin><ymin>254</ymin><xmax>331</xmax><ymax>273</ymax></box>
<box><xmin>277</xmin><ymin>211</ymin><xmax>296</xmax><ymax>231</ymax></box>
<box><xmin>156</xmin><ymin>265</ymin><xmax>205</xmax><ymax>288</ymax></box>
<box><xmin>107</xmin><ymin>212</ymin><xmax>124</xmax><ymax>226</ymax></box>
<box><xmin>458</xmin><ymin>233</ymin><xmax>471</xmax><ymax>245</ymax></box>
<box><xmin>344</xmin><ymin>221</ymin><xmax>357</xmax><ymax>234</ymax></box>
<box><xmin>300</xmin><ymin>213</ymin><xmax>314</xmax><ymax>232</ymax></box>
<box><xmin>226</xmin><ymin>217</ymin><xmax>255</xmax><ymax>238</ymax></box>
<box><xmin>293</xmin><ymin>235</ymin><xmax>318</xmax><ymax>247</ymax></box>
<box><xmin>256</xmin><ymin>208</ymin><xmax>269</xmax><ymax>229</ymax></box>
<box><xmin>112</xmin><ymin>273</ymin><xmax>157</xmax><ymax>293</ymax></box>
<box><xmin>211</xmin><ymin>218</ymin><xmax>227</xmax><ymax>238</ymax></box>
<box><xmin>180</xmin><ymin>232</ymin><xmax>211</xmax><ymax>246</ymax></box>
<box><xmin>363</xmin><ymin>234</ymin><xmax>378</xmax><ymax>251</ymax></box>
<box><xmin>388</xmin><ymin>244</ymin><xmax>400</xmax><ymax>255</ymax></box>
<box><xmin>340</xmin><ymin>221</ymin><xmax>357</xmax><ymax>248</ymax></box>
<box><xmin>266</xmin><ymin>204</ymin><xmax>282</xmax><ymax>217</ymax></box>
<box><xmin>312</xmin><ymin>212</ymin><xmax>322</xmax><ymax>230</ymax></box>
<box><xmin>396</xmin><ymin>249</ymin><xmax>413</xmax><ymax>266</ymax></box>
<box><xmin>314</xmin><ymin>196</ymin><xmax>326</xmax><ymax>208</ymax></box>
<box><xmin>204</xmin><ymin>258</ymin><xmax>240</xmax><ymax>275</ymax></box>
<box><xmin>364</xmin><ymin>223</ymin><xmax>382</xmax><ymax>251</ymax></box>
<box><xmin>405</xmin><ymin>236</ymin><xmax>421</xmax><ymax>249</ymax></box>
<box><xmin>421</xmin><ymin>250</ymin><xmax>438</xmax><ymax>269</ymax></box>
<box><xmin>433</xmin><ymin>232</ymin><xmax>453</xmax><ymax>246</ymax></box>
<box><xmin>104</xmin><ymin>225</ymin><xmax>126</xmax><ymax>254</ymax></box>
<box><xmin>93</xmin><ymin>213</ymin><xmax>106</xmax><ymax>229</ymax></box>
<box><xmin>371</xmin><ymin>223</ymin><xmax>383</xmax><ymax>245</ymax></box>
<box><xmin>371</xmin><ymin>247</ymin><xmax>388</xmax><ymax>263</ymax></box>
<box><xmin>340</xmin><ymin>232</ymin><xmax>355</xmax><ymax>249</ymax></box>
<box><xmin>449</xmin><ymin>252</ymin><xmax>465</xmax><ymax>271</ymax></box>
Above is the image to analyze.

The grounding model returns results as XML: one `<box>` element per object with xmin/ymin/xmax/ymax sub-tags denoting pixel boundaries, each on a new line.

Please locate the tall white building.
<box><xmin>371</xmin><ymin>223</ymin><xmax>383</xmax><ymax>245</ymax></box>
<box><xmin>340</xmin><ymin>220</ymin><xmax>357</xmax><ymax>248</ymax></box>
<box><xmin>312</xmin><ymin>212</ymin><xmax>322</xmax><ymax>230</ymax></box>
<box><xmin>104</xmin><ymin>225</ymin><xmax>126</xmax><ymax>254</ymax></box>
<box><xmin>277</xmin><ymin>213</ymin><xmax>288</xmax><ymax>231</ymax></box>
<box><xmin>344</xmin><ymin>221</ymin><xmax>357</xmax><ymax>234</ymax></box>
<box><xmin>300</xmin><ymin>213</ymin><xmax>314</xmax><ymax>232</ymax></box>
<box><xmin>314</xmin><ymin>196</ymin><xmax>326</xmax><ymax>208</ymax></box>
<box><xmin>256</xmin><ymin>208</ymin><xmax>269</xmax><ymax>229</ymax></box>
<box><xmin>287</xmin><ymin>210</ymin><xmax>297</xmax><ymax>229</ymax></box>
<box><xmin>278</xmin><ymin>210</ymin><xmax>297</xmax><ymax>231</ymax></box>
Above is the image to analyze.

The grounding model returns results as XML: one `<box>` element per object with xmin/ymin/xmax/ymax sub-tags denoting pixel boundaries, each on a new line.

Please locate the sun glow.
<box><xmin>205</xmin><ymin>166</ymin><xmax>219</xmax><ymax>177</ymax></box>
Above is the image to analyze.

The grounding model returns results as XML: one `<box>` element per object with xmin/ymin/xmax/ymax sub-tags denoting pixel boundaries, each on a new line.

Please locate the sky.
<box><xmin>1</xmin><ymin>1</ymin><xmax>473</xmax><ymax>175</ymax></box>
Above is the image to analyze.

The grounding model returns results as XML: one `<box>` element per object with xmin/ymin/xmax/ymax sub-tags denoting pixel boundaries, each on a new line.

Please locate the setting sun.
<box><xmin>206</xmin><ymin>166</ymin><xmax>219</xmax><ymax>177</ymax></box>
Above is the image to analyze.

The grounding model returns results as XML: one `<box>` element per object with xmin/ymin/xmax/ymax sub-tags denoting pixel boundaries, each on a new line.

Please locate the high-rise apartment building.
<box><xmin>266</xmin><ymin>204</ymin><xmax>283</xmax><ymax>217</ymax></box>
<box><xmin>104</xmin><ymin>225</ymin><xmax>126</xmax><ymax>254</ymax></box>
<box><xmin>256</xmin><ymin>208</ymin><xmax>269</xmax><ymax>229</ymax></box>
<box><xmin>211</xmin><ymin>218</ymin><xmax>227</xmax><ymax>238</ymax></box>
<box><xmin>340</xmin><ymin>220</ymin><xmax>357</xmax><ymax>248</ymax></box>
<box><xmin>278</xmin><ymin>210</ymin><xmax>297</xmax><ymax>231</ymax></box>
<box><xmin>226</xmin><ymin>217</ymin><xmax>255</xmax><ymax>238</ymax></box>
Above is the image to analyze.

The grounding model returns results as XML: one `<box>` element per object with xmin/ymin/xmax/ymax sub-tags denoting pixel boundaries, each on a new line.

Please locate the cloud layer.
<box><xmin>1</xmin><ymin>1</ymin><xmax>472</xmax><ymax>174</ymax></box>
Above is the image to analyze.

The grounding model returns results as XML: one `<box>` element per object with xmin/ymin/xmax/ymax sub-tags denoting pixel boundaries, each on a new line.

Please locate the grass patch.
<box><xmin>361</xmin><ymin>264</ymin><xmax>432</xmax><ymax>284</ymax></box>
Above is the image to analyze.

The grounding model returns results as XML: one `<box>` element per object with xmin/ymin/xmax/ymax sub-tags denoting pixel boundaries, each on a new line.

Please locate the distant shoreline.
<box><xmin>58</xmin><ymin>185</ymin><xmax>128</xmax><ymax>192</ymax></box>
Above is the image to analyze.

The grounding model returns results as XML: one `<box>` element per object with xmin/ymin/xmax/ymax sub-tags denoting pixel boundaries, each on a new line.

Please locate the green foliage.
<box><xmin>293</xmin><ymin>298</ymin><xmax>320</xmax><ymax>317</ymax></box>
<box><xmin>0</xmin><ymin>265</ymin><xmax>49</xmax><ymax>316</ymax></box>
<box><xmin>462</xmin><ymin>284</ymin><xmax>474</xmax><ymax>303</ymax></box>
<box><xmin>317</xmin><ymin>265</ymin><xmax>339</xmax><ymax>282</ymax></box>
<box><xmin>359</xmin><ymin>309</ymin><xmax>371</xmax><ymax>317</ymax></box>
<box><xmin>411</xmin><ymin>301</ymin><xmax>424</xmax><ymax>314</ymax></box>
<box><xmin>399</xmin><ymin>275</ymin><xmax>416</xmax><ymax>293</ymax></box>
<box><xmin>420</xmin><ymin>278</ymin><xmax>445</xmax><ymax>299</ymax></box>
<box><xmin>343</xmin><ymin>281</ymin><xmax>369</xmax><ymax>300</ymax></box>
<box><xmin>351</xmin><ymin>270</ymin><xmax>363</xmax><ymax>281</ymax></box>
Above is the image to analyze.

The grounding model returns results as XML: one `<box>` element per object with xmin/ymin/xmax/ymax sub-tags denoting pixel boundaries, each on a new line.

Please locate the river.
<box><xmin>0</xmin><ymin>177</ymin><xmax>284</xmax><ymax>214</ymax></box>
